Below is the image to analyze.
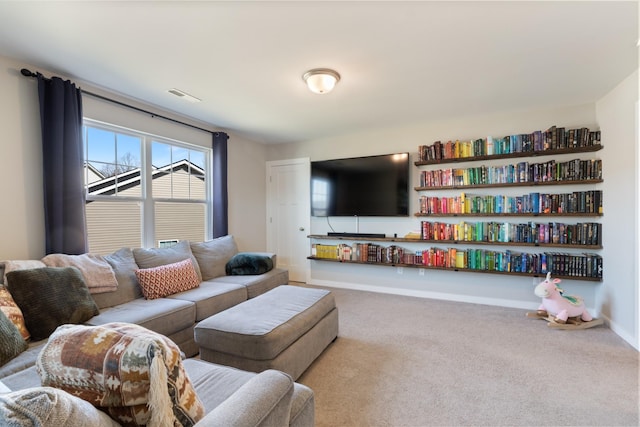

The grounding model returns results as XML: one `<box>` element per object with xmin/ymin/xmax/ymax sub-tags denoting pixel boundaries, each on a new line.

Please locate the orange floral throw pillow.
<box><xmin>0</xmin><ymin>287</ymin><xmax>30</xmax><ymax>341</ymax></box>
<box><xmin>135</xmin><ymin>258</ymin><xmax>200</xmax><ymax>300</ymax></box>
<box><xmin>36</xmin><ymin>322</ymin><xmax>205</xmax><ymax>427</ymax></box>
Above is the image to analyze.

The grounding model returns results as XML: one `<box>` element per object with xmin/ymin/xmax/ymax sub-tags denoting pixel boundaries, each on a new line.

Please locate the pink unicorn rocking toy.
<box><xmin>526</xmin><ymin>272</ymin><xmax>603</xmax><ymax>330</ymax></box>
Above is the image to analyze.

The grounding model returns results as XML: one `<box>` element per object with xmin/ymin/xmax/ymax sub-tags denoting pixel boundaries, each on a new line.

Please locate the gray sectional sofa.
<box><xmin>0</xmin><ymin>235</ymin><xmax>315</xmax><ymax>426</ymax></box>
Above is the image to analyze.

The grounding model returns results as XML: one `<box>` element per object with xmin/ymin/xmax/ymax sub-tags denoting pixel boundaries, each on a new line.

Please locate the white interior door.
<box><xmin>266</xmin><ymin>158</ymin><xmax>310</xmax><ymax>282</ymax></box>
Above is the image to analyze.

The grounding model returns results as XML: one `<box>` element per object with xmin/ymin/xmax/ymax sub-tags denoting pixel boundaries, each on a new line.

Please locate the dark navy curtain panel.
<box><xmin>37</xmin><ymin>73</ymin><xmax>87</xmax><ymax>255</ymax></box>
<box><xmin>212</xmin><ymin>132</ymin><xmax>229</xmax><ymax>238</ymax></box>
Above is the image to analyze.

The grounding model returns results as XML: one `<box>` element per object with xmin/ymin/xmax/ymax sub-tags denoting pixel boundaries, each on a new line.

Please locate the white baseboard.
<box><xmin>307</xmin><ymin>278</ymin><xmax>540</xmax><ymax>311</ymax></box>
<box><xmin>600</xmin><ymin>314</ymin><xmax>639</xmax><ymax>350</ymax></box>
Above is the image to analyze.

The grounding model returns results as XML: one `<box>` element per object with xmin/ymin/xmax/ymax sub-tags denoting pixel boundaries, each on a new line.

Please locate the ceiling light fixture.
<box><xmin>302</xmin><ymin>68</ymin><xmax>341</xmax><ymax>94</ymax></box>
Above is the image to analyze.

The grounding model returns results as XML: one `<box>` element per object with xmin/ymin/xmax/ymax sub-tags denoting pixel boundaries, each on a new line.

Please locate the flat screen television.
<box><xmin>310</xmin><ymin>153</ymin><xmax>410</xmax><ymax>217</ymax></box>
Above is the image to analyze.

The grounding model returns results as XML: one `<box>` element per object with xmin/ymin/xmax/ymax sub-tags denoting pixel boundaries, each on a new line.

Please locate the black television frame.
<box><xmin>310</xmin><ymin>152</ymin><xmax>410</xmax><ymax>217</ymax></box>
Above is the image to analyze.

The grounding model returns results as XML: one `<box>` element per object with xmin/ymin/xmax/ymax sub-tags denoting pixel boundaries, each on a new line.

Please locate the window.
<box><xmin>84</xmin><ymin>120</ymin><xmax>211</xmax><ymax>254</ymax></box>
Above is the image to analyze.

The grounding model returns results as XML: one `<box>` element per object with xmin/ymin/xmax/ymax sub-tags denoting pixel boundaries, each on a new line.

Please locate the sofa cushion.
<box><xmin>6</xmin><ymin>267</ymin><xmax>100</xmax><ymax>341</ymax></box>
<box><xmin>225</xmin><ymin>252</ymin><xmax>274</xmax><ymax>276</ymax></box>
<box><xmin>0</xmin><ymin>344</ymin><xmax>45</xmax><ymax>385</ymax></box>
<box><xmin>214</xmin><ymin>267</ymin><xmax>289</xmax><ymax>299</ymax></box>
<box><xmin>182</xmin><ymin>359</ymin><xmax>263</xmax><ymax>411</ymax></box>
<box><xmin>167</xmin><ymin>281</ymin><xmax>247</xmax><ymax>322</ymax></box>
<box><xmin>0</xmin><ymin>287</ymin><xmax>29</xmax><ymax>341</ymax></box>
<box><xmin>85</xmin><ymin>297</ymin><xmax>195</xmax><ymax>338</ymax></box>
<box><xmin>135</xmin><ymin>258</ymin><xmax>200</xmax><ymax>300</ymax></box>
<box><xmin>0</xmin><ymin>310</ymin><xmax>27</xmax><ymax>367</ymax></box>
<box><xmin>92</xmin><ymin>247</ymin><xmax>143</xmax><ymax>309</ymax></box>
<box><xmin>36</xmin><ymin>323</ymin><xmax>205</xmax><ymax>427</ymax></box>
<box><xmin>193</xmin><ymin>368</ymin><xmax>294</xmax><ymax>427</ymax></box>
<box><xmin>0</xmin><ymin>386</ymin><xmax>120</xmax><ymax>427</ymax></box>
<box><xmin>190</xmin><ymin>235</ymin><xmax>238</xmax><ymax>281</ymax></box>
<box><xmin>133</xmin><ymin>240</ymin><xmax>202</xmax><ymax>281</ymax></box>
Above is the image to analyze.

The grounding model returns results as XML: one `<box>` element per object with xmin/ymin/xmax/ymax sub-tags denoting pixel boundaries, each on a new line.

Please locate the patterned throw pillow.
<box><xmin>0</xmin><ymin>287</ymin><xmax>30</xmax><ymax>340</ymax></box>
<box><xmin>135</xmin><ymin>259</ymin><xmax>200</xmax><ymax>300</ymax></box>
<box><xmin>36</xmin><ymin>323</ymin><xmax>205</xmax><ymax>427</ymax></box>
<box><xmin>0</xmin><ymin>310</ymin><xmax>27</xmax><ymax>367</ymax></box>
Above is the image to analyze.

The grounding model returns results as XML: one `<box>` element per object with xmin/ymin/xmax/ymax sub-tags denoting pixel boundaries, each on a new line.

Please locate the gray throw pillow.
<box><xmin>190</xmin><ymin>235</ymin><xmax>238</xmax><ymax>280</ymax></box>
<box><xmin>133</xmin><ymin>240</ymin><xmax>202</xmax><ymax>281</ymax></box>
<box><xmin>0</xmin><ymin>310</ymin><xmax>27</xmax><ymax>366</ymax></box>
<box><xmin>92</xmin><ymin>247</ymin><xmax>143</xmax><ymax>309</ymax></box>
<box><xmin>6</xmin><ymin>267</ymin><xmax>100</xmax><ymax>341</ymax></box>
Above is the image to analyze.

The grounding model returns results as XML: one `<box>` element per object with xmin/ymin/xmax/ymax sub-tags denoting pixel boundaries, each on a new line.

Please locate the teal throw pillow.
<box><xmin>225</xmin><ymin>253</ymin><xmax>274</xmax><ymax>276</ymax></box>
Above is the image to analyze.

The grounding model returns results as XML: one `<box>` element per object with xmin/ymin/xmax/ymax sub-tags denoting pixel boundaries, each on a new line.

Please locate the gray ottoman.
<box><xmin>194</xmin><ymin>285</ymin><xmax>338</xmax><ymax>380</ymax></box>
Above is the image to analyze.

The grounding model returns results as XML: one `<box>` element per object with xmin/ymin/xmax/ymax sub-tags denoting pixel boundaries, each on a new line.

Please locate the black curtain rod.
<box><xmin>20</xmin><ymin>68</ymin><xmax>216</xmax><ymax>136</ymax></box>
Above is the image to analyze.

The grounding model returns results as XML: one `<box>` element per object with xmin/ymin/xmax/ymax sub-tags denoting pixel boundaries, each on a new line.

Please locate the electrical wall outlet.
<box><xmin>419</xmin><ymin>268</ymin><xmax>425</xmax><ymax>276</ymax></box>
<box><xmin>397</xmin><ymin>267</ymin><xmax>404</xmax><ymax>275</ymax></box>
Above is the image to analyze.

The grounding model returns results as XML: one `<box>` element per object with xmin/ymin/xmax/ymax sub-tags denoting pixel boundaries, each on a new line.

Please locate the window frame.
<box><xmin>83</xmin><ymin>118</ymin><xmax>213</xmax><ymax>250</ymax></box>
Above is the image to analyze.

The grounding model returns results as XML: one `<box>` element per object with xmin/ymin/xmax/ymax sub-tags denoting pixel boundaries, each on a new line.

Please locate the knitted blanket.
<box><xmin>0</xmin><ymin>386</ymin><xmax>119</xmax><ymax>427</ymax></box>
<box><xmin>42</xmin><ymin>253</ymin><xmax>118</xmax><ymax>294</ymax></box>
<box><xmin>36</xmin><ymin>323</ymin><xmax>204</xmax><ymax>427</ymax></box>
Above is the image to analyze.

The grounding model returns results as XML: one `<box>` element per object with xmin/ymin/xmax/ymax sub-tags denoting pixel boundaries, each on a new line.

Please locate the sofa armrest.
<box><xmin>195</xmin><ymin>369</ymin><xmax>294</xmax><ymax>427</ymax></box>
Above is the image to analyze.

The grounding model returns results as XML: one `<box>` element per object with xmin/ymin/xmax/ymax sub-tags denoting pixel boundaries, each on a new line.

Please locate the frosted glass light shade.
<box><xmin>303</xmin><ymin>69</ymin><xmax>340</xmax><ymax>94</ymax></box>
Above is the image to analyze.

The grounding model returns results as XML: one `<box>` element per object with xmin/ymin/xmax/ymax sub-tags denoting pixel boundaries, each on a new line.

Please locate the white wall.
<box><xmin>226</xmin><ymin>134</ymin><xmax>267</xmax><ymax>252</ymax></box>
<box><xmin>0</xmin><ymin>56</ymin><xmax>44</xmax><ymax>259</ymax></box>
<box><xmin>0</xmin><ymin>54</ymin><xmax>268</xmax><ymax>259</ymax></box>
<box><xmin>266</xmin><ymin>100</ymin><xmax>640</xmax><ymax>346</ymax></box>
<box><xmin>595</xmin><ymin>69</ymin><xmax>639</xmax><ymax>348</ymax></box>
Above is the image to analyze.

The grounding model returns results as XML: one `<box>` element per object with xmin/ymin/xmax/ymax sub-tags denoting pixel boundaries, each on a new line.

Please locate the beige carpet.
<box><xmin>296</xmin><ymin>284</ymin><xmax>639</xmax><ymax>427</ymax></box>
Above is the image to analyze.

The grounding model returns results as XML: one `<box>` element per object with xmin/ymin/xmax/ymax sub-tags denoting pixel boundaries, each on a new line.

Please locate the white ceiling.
<box><xmin>0</xmin><ymin>1</ymin><xmax>637</xmax><ymax>144</ymax></box>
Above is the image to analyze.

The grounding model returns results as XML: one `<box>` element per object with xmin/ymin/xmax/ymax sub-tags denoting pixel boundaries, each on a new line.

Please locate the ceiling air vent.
<box><xmin>167</xmin><ymin>88</ymin><xmax>201</xmax><ymax>103</ymax></box>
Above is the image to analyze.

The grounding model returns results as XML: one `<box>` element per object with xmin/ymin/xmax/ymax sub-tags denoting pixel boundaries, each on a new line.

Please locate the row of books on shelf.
<box><xmin>311</xmin><ymin>243</ymin><xmax>406</xmax><ymax>264</ymax></box>
<box><xmin>310</xmin><ymin>243</ymin><xmax>603</xmax><ymax>279</ymax></box>
<box><xmin>418</xmin><ymin>126</ymin><xmax>601</xmax><ymax>161</ymax></box>
<box><xmin>418</xmin><ymin>191</ymin><xmax>603</xmax><ymax>215</ymax></box>
<box><xmin>420</xmin><ymin>220</ymin><xmax>601</xmax><ymax>246</ymax></box>
<box><xmin>418</xmin><ymin>158</ymin><xmax>602</xmax><ymax>187</ymax></box>
<box><xmin>421</xmin><ymin>247</ymin><xmax>602</xmax><ymax>278</ymax></box>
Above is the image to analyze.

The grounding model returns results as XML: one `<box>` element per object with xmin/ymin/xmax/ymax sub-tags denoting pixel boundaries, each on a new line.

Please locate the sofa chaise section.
<box><xmin>166</xmin><ymin>281</ymin><xmax>248</xmax><ymax>323</ymax></box>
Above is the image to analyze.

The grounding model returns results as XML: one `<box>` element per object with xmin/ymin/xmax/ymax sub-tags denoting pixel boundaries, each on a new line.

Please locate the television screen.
<box><xmin>310</xmin><ymin>153</ymin><xmax>410</xmax><ymax>217</ymax></box>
